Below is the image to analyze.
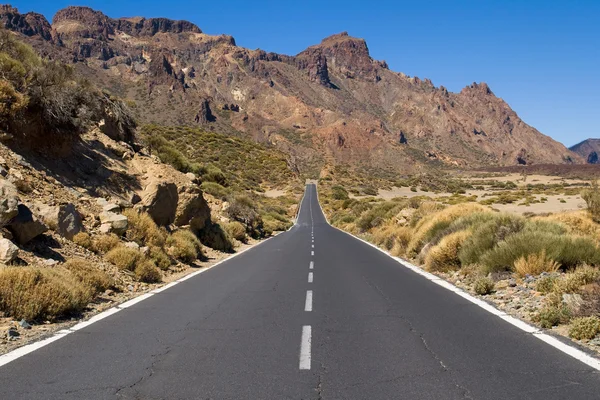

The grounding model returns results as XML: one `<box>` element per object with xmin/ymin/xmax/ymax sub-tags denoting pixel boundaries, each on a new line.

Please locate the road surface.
<box><xmin>1</xmin><ymin>184</ymin><xmax>600</xmax><ymax>399</ymax></box>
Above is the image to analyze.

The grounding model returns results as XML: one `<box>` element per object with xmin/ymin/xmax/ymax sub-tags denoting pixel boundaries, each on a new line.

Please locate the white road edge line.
<box><xmin>308</xmin><ymin>272</ymin><xmax>314</xmax><ymax>283</ymax></box>
<box><xmin>312</xmin><ymin>184</ymin><xmax>600</xmax><ymax>372</ymax></box>
<box><xmin>309</xmin><ymin>261</ymin><xmax>314</xmax><ymax>270</ymax></box>
<box><xmin>305</xmin><ymin>290</ymin><xmax>313</xmax><ymax>312</ymax></box>
<box><xmin>299</xmin><ymin>325</ymin><xmax>312</xmax><ymax>370</ymax></box>
<box><xmin>0</xmin><ymin>231</ymin><xmax>281</xmax><ymax>369</ymax></box>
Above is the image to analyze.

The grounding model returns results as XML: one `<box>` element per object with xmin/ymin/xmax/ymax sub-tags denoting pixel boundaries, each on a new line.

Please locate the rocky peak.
<box><xmin>295</xmin><ymin>48</ymin><xmax>332</xmax><ymax>87</ymax></box>
<box><xmin>115</xmin><ymin>17</ymin><xmax>201</xmax><ymax>36</ymax></box>
<box><xmin>307</xmin><ymin>32</ymin><xmax>386</xmax><ymax>82</ymax></box>
<box><xmin>461</xmin><ymin>82</ymin><xmax>494</xmax><ymax>96</ymax></box>
<box><xmin>0</xmin><ymin>5</ymin><xmax>53</xmax><ymax>41</ymax></box>
<box><xmin>52</xmin><ymin>6</ymin><xmax>114</xmax><ymax>40</ymax></box>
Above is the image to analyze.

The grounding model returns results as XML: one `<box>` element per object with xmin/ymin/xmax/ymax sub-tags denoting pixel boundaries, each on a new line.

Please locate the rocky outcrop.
<box><xmin>33</xmin><ymin>202</ymin><xmax>83</xmax><ymax>240</ymax></box>
<box><xmin>115</xmin><ymin>17</ymin><xmax>201</xmax><ymax>36</ymax></box>
<box><xmin>296</xmin><ymin>49</ymin><xmax>331</xmax><ymax>87</ymax></box>
<box><xmin>194</xmin><ymin>99</ymin><xmax>215</xmax><ymax>124</ymax></box>
<box><xmin>8</xmin><ymin>204</ymin><xmax>48</xmax><ymax>244</ymax></box>
<box><xmin>99</xmin><ymin>211</ymin><xmax>128</xmax><ymax>235</ymax></box>
<box><xmin>0</xmin><ymin>5</ymin><xmax>53</xmax><ymax>41</ymax></box>
<box><xmin>0</xmin><ymin>180</ymin><xmax>19</xmax><ymax>227</ymax></box>
<box><xmin>140</xmin><ymin>182</ymin><xmax>178</xmax><ymax>226</ymax></box>
<box><xmin>0</xmin><ymin>237</ymin><xmax>18</xmax><ymax>263</ymax></box>
<box><xmin>175</xmin><ymin>188</ymin><xmax>211</xmax><ymax>232</ymax></box>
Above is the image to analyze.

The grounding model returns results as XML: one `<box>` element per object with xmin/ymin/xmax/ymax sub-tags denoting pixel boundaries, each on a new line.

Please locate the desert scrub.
<box><xmin>122</xmin><ymin>209</ymin><xmax>166</xmax><ymax>247</ymax></box>
<box><xmin>534</xmin><ymin>304</ymin><xmax>571</xmax><ymax>328</ymax></box>
<box><xmin>92</xmin><ymin>234</ymin><xmax>120</xmax><ymax>254</ymax></box>
<box><xmin>0</xmin><ymin>267</ymin><xmax>92</xmax><ymax>321</ymax></box>
<box><xmin>513</xmin><ymin>250</ymin><xmax>560</xmax><ymax>277</ymax></box>
<box><xmin>568</xmin><ymin>316</ymin><xmax>600</xmax><ymax>340</ymax></box>
<box><xmin>134</xmin><ymin>260</ymin><xmax>162</xmax><ymax>283</ymax></box>
<box><xmin>72</xmin><ymin>232</ymin><xmax>92</xmax><ymax>249</ymax></box>
<box><xmin>407</xmin><ymin>203</ymin><xmax>486</xmax><ymax>257</ymax></box>
<box><xmin>425</xmin><ymin>230</ymin><xmax>471</xmax><ymax>272</ymax></box>
<box><xmin>201</xmin><ymin>181</ymin><xmax>229</xmax><ymax>200</ymax></box>
<box><xmin>473</xmin><ymin>277</ymin><xmax>495</xmax><ymax>295</ymax></box>
<box><xmin>167</xmin><ymin>230</ymin><xmax>203</xmax><ymax>263</ymax></box>
<box><xmin>536</xmin><ymin>275</ymin><xmax>558</xmax><ymax>294</ymax></box>
<box><xmin>149</xmin><ymin>246</ymin><xmax>171</xmax><ymax>270</ymax></box>
<box><xmin>105</xmin><ymin>246</ymin><xmax>142</xmax><ymax>271</ymax></box>
<box><xmin>553</xmin><ymin>265</ymin><xmax>600</xmax><ymax>294</ymax></box>
<box><xmin>63</xmin><ymin>259</ymin><xmax>114</xmax><ymax>294</ymax></box>
<box><xmin>480</xmin><ymin>231</ymin><xmax>600</xmax><ymax>275</ymax></box>
<box><xmin>582</xmin><ymin>182</ymin><xmax>600</xmax><ymax>223</ymax></box>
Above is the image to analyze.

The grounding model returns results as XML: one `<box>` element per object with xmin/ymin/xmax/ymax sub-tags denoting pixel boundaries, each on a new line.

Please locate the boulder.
<box><xmin>8</xmin><ymin>204</ymin><xmax>48</xmax><ymax>244</ymax></box>
<box><xmin>0</xmin><ymin>179</ymin><xmax>19</xmax><ymax>227</ymax></box>
<box><xmin>140</xmin><ymin>182</ymin><xmax>178</xmax><ymax>226</ymax></box>
<box><xmin>34</xmin><ymin>202</ymin><xmax>84</xmax><ymax>240</ymax></box>
<box><xmin>103</xmin><ymin>203</ymin><xmax>121</xmax><ymax>213</ymax></box>
<box><xmin>0</xmin><ymin>238</ymin><xmax>18</xmax><ymax>263</ymax></box>
<box><xmin>99</xmin><ymin>211</ymin><xmax>128</xmax><ymax>235</ymax></box>
<box><xmin>175</xmin><ymin>188</ymin><xmax>211</xmax><ymax>232</ymax></box>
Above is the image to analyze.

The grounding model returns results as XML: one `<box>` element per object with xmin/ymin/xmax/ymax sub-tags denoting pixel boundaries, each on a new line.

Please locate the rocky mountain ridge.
<box><xmin>0</xmin><ymin>5</ymin><xmax>583</xmax><ymax>173</ymax></box>
<box><xmin>570</xmin><ymin>139</ymin><xmax>600</xmax><ymax>164</ymax></box>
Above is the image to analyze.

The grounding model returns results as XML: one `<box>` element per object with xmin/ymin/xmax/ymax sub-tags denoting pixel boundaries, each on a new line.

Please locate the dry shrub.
<box><xmin>569</xmin><ymin>316</ymin><xmax>600</xmax><ymax>340</ymax></box>
<box><xmin>224</xmin><ymin>221</ymin><xmax>247</xmax><ymax>243</ymax></box>
<box><xmin>534</xmin><ymin>303</ymin><xmax>571</xmax><ymax>328</ymax></box>
<box><xmin>554</xmin><ymin>265</ymin><xmax>600</xmax><ymax>294</ymax></box>
<box><xmin>72</xmin><ymin>232</ymin><xmax>92</xmax><ymax>249</ymax></box>
<box><xmin>0</xmin><ymin>267</ymin><xmax>92</xmax><ymax>321</ymax></box>
<box><xmin>582</xmin><ymin>182</ymin><xmax>600</xmax><ymax>223</ymax></box>
<box><xmin>407</xmin><ymin>203</ymin><xmax>486</xmax><ymax>257</ymax></box>
<box><xmin>473</xmin><ymin>277</ymin><xmax>495</xmax><ymax>295</ymax></box>
<box><xmin>105</xmin><ymin>246</ymin><xmax>142</xmax><ymax>271</ymax></box>
<box><xmin>425</xmin><ymin>230</ymin><xmax>471</xmax><ymax>272</ymax></box>
<box><xmin>541</xmin><ymin>211</ymin><xmax>600</xmax><ymax>238</ymax></box>
<box><xmin>63</xmin><ymin>259</ymin><xmax>113</xmax><ymax>293</ymax></box>
<box><xmin>92</xmin><ymin>234</ymin><xmax>120</xmax><ymax>254</ymax></box>
<box><xmin>514</xmin><ymin>250</ymin><xmax>560</xmax><ymax>277</ymax></box>
<box><xmin>149</xmin><ymin>246</ymin><xmax>171</xmax><ymax>271</ymax></box>
<box><xmin>134</xmin><ymin>260</ymin><xmax>162</xmax><ymax>283</ymax></box>
<box><xmin>122</xmin><ymin>209</ymin><xmax>166</xmax><ymax>247</ymax></box>
<box><xmin>167</xmin><ymin>230</ymin><xmax>203</xmax><ymax>263</ymax></box>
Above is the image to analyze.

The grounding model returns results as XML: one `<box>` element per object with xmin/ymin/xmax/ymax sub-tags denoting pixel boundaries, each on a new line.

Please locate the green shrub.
<box><xmin>473</xmin><ymin>277</ymin><xmax>495</xmax><ymax>295</ymax></box>
<box><xmin>224</xmin><ymin>221</ymin><xmax>247</xmax><ymax>242</ymax></box>
<box><xmin>582</xmin><ymin>182</ymin><xmax>600</xmax><ymax>223</ymax></box>
<box><xmin>201</xmin><ymin>182</ymin><xmax>229</xmax><ymax>200</ymax></box>
<box><xmin>480</xmin><ymin>231</ymin><xmax>600</xmax><ymax>275</ymax></box>
<box><xmin>569</xmin><ymin>316</ymin><xmax>600</xmax><ymax>340</ymax></box>
<box><xmin>198</xmin><ymin>222</ymin><xmax>234</xmax><ymax>252</ymax></box>
<box><xmin>228</xmin><ymin>195</ymin><xmax>264</xmax><ymax>238</ymax></box>
<box><xmin>331</xmin><ymin>185</ymin><xmax>349</xmax><ymax>200</ymax></box>
<box><xmin>536</xmin><ymin>275</ymin><xmax>558</xmax><ymax>294</ymax></box>
<box><xmin>534</xmin><ymin>304</ymin><xmax>571</xmax><ymax>328</ymax></box>
<box><xmin>202</xmin><ymin>165</ymin><xmax>227</xmax><ymax>186</ymax></box>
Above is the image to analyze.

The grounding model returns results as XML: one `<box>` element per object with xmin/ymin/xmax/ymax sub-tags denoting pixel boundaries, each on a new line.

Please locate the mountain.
<box><xmin>570</xmin><ymin>139</ymin><xmax>600</xmax><ymax>164</ymax></box>
<box><xmin>0</xmin><ymin>5</ymin><xmax>583</xmax><ymax>174</ymax></box>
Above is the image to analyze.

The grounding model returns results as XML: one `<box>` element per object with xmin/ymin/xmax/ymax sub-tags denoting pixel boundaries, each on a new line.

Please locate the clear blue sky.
<box><xmin>8</xmin><ymin>0</ymin><xmax>600</xmax><ymax>147</ymax></box>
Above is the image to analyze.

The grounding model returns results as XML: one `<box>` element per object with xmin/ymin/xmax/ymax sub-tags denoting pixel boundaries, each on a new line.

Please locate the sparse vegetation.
<box><xmin>473</xmin><ymin>277</ymin><xmax>495</xmax><ymax>295</ymax></box>
<box><xmin>134</xmin><ymin>260</ymin><xmax>162</xmax><ymax>283</ymax></box>
<box><xmin>166</xmin><ymin>230</ymin><xmax>203</xmax><ymax>263</ymax></box>
<box><xmin>122</xmin><ymin>209</ymin><xmax>167</xmax><ymax>247</ymax></box>
<box><xmin>569</xmin><ymin>316</ymin><xmax>600</xmax><ymax>340</ymax></box>
<box><xmin>105</xmin><ymin>246</ymin><xmax>142</xmax><ymax>271</ymax></box>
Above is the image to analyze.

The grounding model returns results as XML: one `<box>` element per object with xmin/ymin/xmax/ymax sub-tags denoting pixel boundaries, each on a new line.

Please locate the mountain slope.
<box><xmin>570</xmin><ymin>139</ymin><xmax>600</xmax><ymax>164</ymax></box>
<box><xmin>0</xmin><ymin>5</ymin><xmax>582</xmax><ymax>172</ymax></box>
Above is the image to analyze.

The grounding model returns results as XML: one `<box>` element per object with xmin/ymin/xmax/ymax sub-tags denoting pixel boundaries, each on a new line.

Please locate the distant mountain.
<box><xmin>0</xmin><ymin>4</ymin><xmax>583</xmax><ymax>174</ymax></box>
<box><xmin>570</xmin><ymin>139</ymin><xmax>600</xmax><ymax>164</ymax></box>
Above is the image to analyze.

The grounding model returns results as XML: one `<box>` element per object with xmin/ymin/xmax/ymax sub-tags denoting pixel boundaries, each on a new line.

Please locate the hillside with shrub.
<box><xmin>0</xmin><ymin>32</ymin><xmax>299</xmax><ymax>350</ymax></box>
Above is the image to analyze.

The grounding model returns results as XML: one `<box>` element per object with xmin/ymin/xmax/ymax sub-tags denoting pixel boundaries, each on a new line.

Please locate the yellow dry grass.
<box><xmin>513</xmin><ymin>250</ymin><xmax>560</xmax><ymax>277</ymax></box>
<box><xmin>425</xmin><ymin>230</ymin><xmax>472</xmax><ymax>272</ymax></box>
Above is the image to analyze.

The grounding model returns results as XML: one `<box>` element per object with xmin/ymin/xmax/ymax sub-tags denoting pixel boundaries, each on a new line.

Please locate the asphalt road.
<box><xmin>1</xmin><ymin>184</ymin><xmax>600</xmax><ymax>399</ymax></box>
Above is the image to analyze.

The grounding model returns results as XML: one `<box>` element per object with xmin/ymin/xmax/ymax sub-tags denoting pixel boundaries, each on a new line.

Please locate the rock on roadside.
<box><xmin>0</xmin><ymin>238</ymin><xmax>18</xmax><ymax>263</ymax></box>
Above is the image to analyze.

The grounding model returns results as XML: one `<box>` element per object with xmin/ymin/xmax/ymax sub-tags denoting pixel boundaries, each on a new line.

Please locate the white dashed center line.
<box><xmin>299</xmin><ymin>325</ymin><xmax>312</xmax><ymax>370</ymax></box>
<box><xmin>312</xmin><ymin>244</ymin><xmax>314</xmax><ymax>248</ymax></box>
<box><xmin>311</xmin><ymin>251</ymin><xmax>314</xmax><ymax>256</ymax></box>
<box><xmin>309</xmin><ymin>261</ymin><xmax>314</xmax><ymax>270</ymax></box>
<box><xmin>305</xmin><ymin>290</ymin><xmax>313</xmax><ymax>312</ymax></box>
<box><xmin>308</xmin><ymin>272</ymin><xmax>313</xmax><ymax>283</ymax></box>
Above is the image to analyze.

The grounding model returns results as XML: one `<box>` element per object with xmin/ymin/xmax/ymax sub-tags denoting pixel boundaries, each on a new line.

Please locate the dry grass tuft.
<box><xmin>425</xmin><ymin>230</ymin><xmax>471</xmax><ymax>272</ymax></box>
<box><xmin>473</xmin><ymin>277</ymin><xmax>495</xmax><ymax>295</ymax></box>
<box><xmin>569</xmin><ymin>316</ymin><xmax>600</xmax><ymax>340</ymax></box>
<box><xmin>63</xmin><ymin>259</ymin><xmax>114</xmax><ymax>293</ymax></box>
<box><xmin>122</xmin><ymin>209</ymin><xmax>167</xmax><ymax>247</ymax></box>
<box><xmin>149</xmin><ymin>246</ymin><xmax>171</xmax><ymax>270</ymax></box>
<box><xmin>167</xmin><ymin>230</ymin><xmax>203</xmax><ymax>263</ymax></box>
<box><xmin>224</xmin><ymin>221</ymin><xmax>247</xmax><ymax>243</ymax></box>
<box><xmin>0</xmin><ymin>267</ymin><xmax>92</xmax><ymax>321</ymax></box>
<box><xmin>92</xmin><ymin>234</ymin><xmax>120</xmax><ymax>254</ymax></box>
<box><xmin>72</xmin><ymin>232</ymin><xmax>92</xmax><ymax>249</ymax></box>
<box><xmin>134</xmin><ymin>260</ymin><xmax>162</xmax><ymax>283</ymax></box>
<box><xmin>514</xmin><ymin>250</ymin><xmax>560</xmax><ymax>277</ymax></box>
<box><xmin>105</xmin><ymin>246</ymin><xmax>142</xmax><ymax>271</ymax></box>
